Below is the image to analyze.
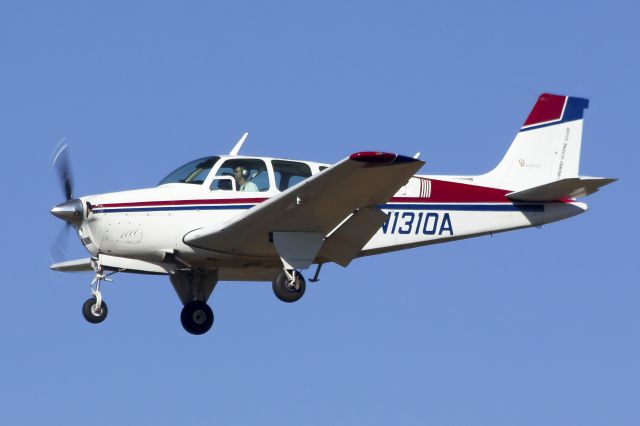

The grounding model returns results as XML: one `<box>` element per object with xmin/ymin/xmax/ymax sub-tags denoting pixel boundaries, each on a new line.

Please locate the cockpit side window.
<box><xmin>211</xmin><ymin>159</ymin><xmax>270</xmax><ymax>192</ymax></box>
<box><xmin>272</xmin><ymin>160</ymin><xmax>312</xmax><ymax>191</ymax></box>
<box><xmin>158</xmin><ymin>156</ymin><xmax>220</xmax><ymax>185</ymax></box>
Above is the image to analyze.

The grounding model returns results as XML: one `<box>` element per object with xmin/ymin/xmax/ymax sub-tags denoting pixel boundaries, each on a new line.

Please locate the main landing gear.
<box><xmin>180</xmin><ymin>301</ymin><xmax>214</xmax><ymax>335</ymax></box>
<box><xmin>272</xmin><ymin>269</ymin><xmax>306</xmax><ymax>303</ymax></box>
<box><xmin>170</xmin><ymin>270</ymin><xmax>218</xmax><ymax>335</ymax></box>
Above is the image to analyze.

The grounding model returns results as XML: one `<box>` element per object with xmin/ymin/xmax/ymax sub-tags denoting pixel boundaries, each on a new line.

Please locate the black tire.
<box><xmin>82</xmin><ymin>297</ymin><xmax>108</xmax><ymax>324</ymax></box>
<box><xmin>180</xmin><ymin>301</ymin><xmax>214</xmax><ymax>335</ymax></box>
<box><xmin>272</xmin><ymin>271</ymin><xmax>306</xmax><ymax>303</ymax></box>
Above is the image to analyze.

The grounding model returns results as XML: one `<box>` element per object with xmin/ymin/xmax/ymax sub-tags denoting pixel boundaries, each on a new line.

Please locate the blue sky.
<box><xmin>1</xmin><ymin>1</ymin><xmax>638</xmax><ymax>425</ymax></box>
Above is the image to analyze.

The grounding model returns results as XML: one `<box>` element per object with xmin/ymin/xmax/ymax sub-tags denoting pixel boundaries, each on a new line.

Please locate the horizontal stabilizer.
<box><xmin>507</xmin><ymin>177</ymin><xmax>616</xmax><ymax>202</ymax></box>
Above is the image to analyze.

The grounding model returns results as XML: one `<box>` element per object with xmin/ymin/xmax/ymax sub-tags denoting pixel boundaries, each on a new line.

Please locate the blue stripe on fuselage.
<box><xmin>92</xmin><ymin>203</ymin><xmax>544</xmax><ymax>214</ymax></box>
<box><xmin>381</xmin><ymin>203</ymin><xmax>544</xmax><ymax>212</ymax></box>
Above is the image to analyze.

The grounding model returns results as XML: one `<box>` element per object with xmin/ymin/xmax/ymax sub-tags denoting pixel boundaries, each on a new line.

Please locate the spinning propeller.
<box><xmin>49</xmin><ymin>141</ymin><xmax>84</xmax><ymax>263</ymax></box>
<box><xmin>53</xmin><ymin>139</ymin><xmax>73</xmax><ymax>201</ymax></box>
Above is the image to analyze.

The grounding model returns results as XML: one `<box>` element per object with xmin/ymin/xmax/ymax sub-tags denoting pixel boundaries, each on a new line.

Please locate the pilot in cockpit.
<box><xmin>233</xmin><ymin>166</ymin><xmax>258</xmax><ymax>192</ymax></box>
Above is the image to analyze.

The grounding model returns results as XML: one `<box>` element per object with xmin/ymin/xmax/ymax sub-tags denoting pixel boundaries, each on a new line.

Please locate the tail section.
<box><xmin>479</xmin><ymin>93</ymin><xmax>590</xmax><ymax>191</ymax></box>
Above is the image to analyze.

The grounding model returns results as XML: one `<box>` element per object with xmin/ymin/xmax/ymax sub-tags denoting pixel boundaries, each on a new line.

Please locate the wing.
<box><xmin>51</xmin><ymin>255</ymin><xmax>174</xmax><ymax>274</ymax></box>
<box><xmin>183</xmin><ymin>152</ymin><xmax>424</xmax><ymax>259</ymax></box>
<box><xmin>50</xmin><ymin>258</ymin><xmax>93</xmax><ymax>272</ymax></box>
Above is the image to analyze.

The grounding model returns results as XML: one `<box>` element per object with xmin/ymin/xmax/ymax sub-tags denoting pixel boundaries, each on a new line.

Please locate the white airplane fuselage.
<box><xmin>76</xmin><ymin>155</ymin><xmax>587</xmax><ymax>275</ymax></box>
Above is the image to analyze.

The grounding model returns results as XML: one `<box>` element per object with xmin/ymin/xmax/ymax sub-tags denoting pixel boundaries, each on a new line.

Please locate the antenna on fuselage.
<box><xmin>229</xmin><ymin>132</ymin><xmax>248</xmax><ymax>156</ymax></box>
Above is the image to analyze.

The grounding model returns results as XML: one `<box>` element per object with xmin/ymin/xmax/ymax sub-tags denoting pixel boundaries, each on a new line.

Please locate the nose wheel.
<box><xmin>180</xmin><ymin>301</ymin><xmax>214</xmax><ymax>335</ymax></box>
<box><xmin>82</xmin><ymin>296</ymin><xmax>108</xmax><ymax>323</ymax></box>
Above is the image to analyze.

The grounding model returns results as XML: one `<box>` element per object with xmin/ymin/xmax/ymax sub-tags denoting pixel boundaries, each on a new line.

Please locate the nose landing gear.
<box><xmin>82</xmin><ymin>270</ymin><xmax>114</xmax><ymax>324</ymax></box>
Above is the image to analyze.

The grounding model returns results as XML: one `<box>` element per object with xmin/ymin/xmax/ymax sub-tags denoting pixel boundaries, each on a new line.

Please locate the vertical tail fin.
<box><xmin>479</xmin><ymin>93</ymin><xmax>590</xmax><ymax>191</ymax></box>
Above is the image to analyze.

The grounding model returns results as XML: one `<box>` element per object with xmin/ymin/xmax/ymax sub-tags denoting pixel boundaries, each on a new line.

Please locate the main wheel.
<box><xmin>180</xmin><ymin>301</ymin><xmax>214</xmax><ymax>335</ymax></box>
<box><xmin>82</xmin><ymin>297</ymin><xmax>108</xmax><ymax>324</ymax></box>
<box><xmin>272</xmin><ymin>271</ymin><xmax>306</xmax><ymax>303</ymax></box>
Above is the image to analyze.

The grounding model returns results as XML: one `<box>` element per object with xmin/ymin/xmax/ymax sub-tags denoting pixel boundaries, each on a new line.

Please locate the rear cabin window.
<box><xmin>211</xmin><ymin>158</ymin><xmax>270</xmax><ymax>192</ymax></box>
<box><xmin>272</xmin><ymin>160</ymin><xmax>312</xmax><ymax>191</ymax></box>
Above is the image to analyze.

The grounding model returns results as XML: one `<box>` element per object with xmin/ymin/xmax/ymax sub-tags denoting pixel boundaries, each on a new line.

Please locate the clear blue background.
<box><xmin>1</xmin><ymin>1</ymin><xmax>637</xmax><ymax>425</ymax></box>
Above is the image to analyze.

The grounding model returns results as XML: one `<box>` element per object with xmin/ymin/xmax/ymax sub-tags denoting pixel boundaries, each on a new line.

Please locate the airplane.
<box><xmin>50</xmin><ymin>93</ymin><xmax>615</xmax><ymax>335</ymax></box>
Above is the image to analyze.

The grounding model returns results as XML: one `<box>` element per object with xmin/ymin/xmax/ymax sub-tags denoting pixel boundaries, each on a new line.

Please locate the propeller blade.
<box><xmin>52</xmin><ymin>139</ymin><xmax>73</xmax><ymax>201</ymax></box>
<box><xmin>48</xmin><ymin>223</ymin><xmax>71</xmax><ymax>265</ymax></box>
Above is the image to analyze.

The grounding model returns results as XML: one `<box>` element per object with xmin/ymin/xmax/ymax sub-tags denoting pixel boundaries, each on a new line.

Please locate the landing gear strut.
<box><xmin>272</xmin><ymin>269</ymin><xmax>306</xmax><ymax>303</ymax></box>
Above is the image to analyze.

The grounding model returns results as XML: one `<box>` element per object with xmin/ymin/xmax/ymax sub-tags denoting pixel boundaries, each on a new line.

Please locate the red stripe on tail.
<box><xmin>522</xmin><ymin>93</ymin><xmax>566</xmax><ymax>127</ymax></box>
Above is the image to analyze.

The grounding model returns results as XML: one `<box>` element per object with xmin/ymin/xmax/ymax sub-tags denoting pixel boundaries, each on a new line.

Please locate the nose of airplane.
<box><xmin>50</xmin><ymin>198</ymin><xmax>84</xmax><ymax>225</ymax></box>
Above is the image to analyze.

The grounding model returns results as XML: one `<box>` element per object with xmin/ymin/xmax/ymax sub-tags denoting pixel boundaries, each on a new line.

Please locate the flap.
<box><xmin>319</xmin><ymin>207</ymin><xmax>388</xmax><ymax>267</ymax></box>
<box><xmin>184</xmin><ymin>152</ymin><xmax>424</xmax><ymax>257</ymax></box>
<box><xmin>507</xmin><ymin>177</ymin><xmax>617</xmax><ymax>202</ymax></box>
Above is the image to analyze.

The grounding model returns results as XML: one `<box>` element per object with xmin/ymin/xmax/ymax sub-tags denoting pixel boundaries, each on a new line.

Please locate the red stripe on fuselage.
<box><xmin>93</xmin><ymin>197</ymin><xmax>268</xmax><ymax>208</ymax></box>
<box><xmin>391</xmin><ymin>179</ymin><xmax>512</xmax><ymax>203</ymax></box>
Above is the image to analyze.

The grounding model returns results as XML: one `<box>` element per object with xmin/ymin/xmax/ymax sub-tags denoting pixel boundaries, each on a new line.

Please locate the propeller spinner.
<box><xmin>50</xmin><ymin>198</ymin><xmax>84</xmax><ymax>225</ymax></box>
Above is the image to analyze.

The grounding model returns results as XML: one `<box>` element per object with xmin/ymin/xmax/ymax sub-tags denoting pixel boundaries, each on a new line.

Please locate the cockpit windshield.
<box><xmin>158</xmin><ymin>156</ymin><xmax>220</xmax><ymax>185</ymax></box>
